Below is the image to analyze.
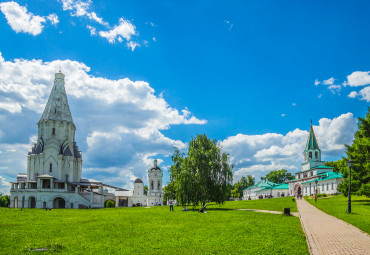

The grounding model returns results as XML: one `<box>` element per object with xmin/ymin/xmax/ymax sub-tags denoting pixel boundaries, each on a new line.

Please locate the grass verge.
<box><xmin>0</xmin><ymin>199</ymin><xmax>307</xmax><ymax>254</ymax></box>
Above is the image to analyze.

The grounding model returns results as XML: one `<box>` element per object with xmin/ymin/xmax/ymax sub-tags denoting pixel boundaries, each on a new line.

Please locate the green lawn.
<box><xmin>0</xmin><ymin>199</ymin><xmax>307</xmax><ymax>254</ymax></box>
<box><xmin>305</xmin><ymin>195</ymin><xmax>370</xmax><ymax>234</ymax></box>
<box><xmin>207</xmin><ymin>197</ymin><xmax>298</xmax><ymax>212</ymax></box>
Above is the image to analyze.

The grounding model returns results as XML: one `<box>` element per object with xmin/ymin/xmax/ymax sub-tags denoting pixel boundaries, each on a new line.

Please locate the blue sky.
<box><xmin>0</xmin><ymin>0</ymin><xmax>369</xmax><ymax>193</ymax></box>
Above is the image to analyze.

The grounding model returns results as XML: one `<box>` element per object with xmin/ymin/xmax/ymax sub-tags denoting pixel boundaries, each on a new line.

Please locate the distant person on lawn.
<box><xmin>169</xmin><ymin>200</ymin><xmax>174</xmax><ymax>212</ymax></box>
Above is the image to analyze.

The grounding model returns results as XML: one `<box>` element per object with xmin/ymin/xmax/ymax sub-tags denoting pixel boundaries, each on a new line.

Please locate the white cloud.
<box><xmin>221</xmin><ymin>113</ymin><xmax>357</xmax><ymax>182</ymax></box>
<box><xmin>0</xmin><ymin>1</ymin><xmax>57</xmax><ymax>35</ymax></box>
<box><xmin>0</xmin><ymin>100</ymin><xmax>22</xmax><ymax>113</ymax></box>
<box><xmin>153</xmin><ymin>37</ymin><xmax>157</xmax><ymax>42</ymax></box>
<box><xmin>315</xmin><ymin>79</ymin><xmax>320</xmax><ymax>86</ymax></box>
<box><xmin>0</xmin><ymin>175</ymin><xmax>11</xmax><ymax>195</ymax></box>
<box><xmin>292</xmin><ymin>103</ymin><xmax>296</xmax><ymax>106</ymax></box>
<box><xmin>347</xmin><ymin>91</ymin><xmax>357</xmax><ymax>98</ymax></box>
<box><xmin>86</xmin><ymin>25</ymin><xmax>96</xmax><ymax>35</ymax></box>
<box><xmin>99</xmin><ymin>18</ymin><xmax>136</xmax><ymax>43</ymax></box>
<box><xmin>354</xmin><ymin>86</ymin><xmax>370</xmax><ymax>102</ymax></box>
<box><xmin>46</xmin><ymin>13</ymin><xmax>59</xmax><ymax>25</ymax></box>
<box><xmin>328</xmin><ymin>84</ymin><xmax>341</xmax><ymax>94</ymax></box>
<box><xmin>318</xmin><ymin>94</ymin><xmax>323</xmax><ymax>98</ymax></box>
<box><xmin>323</xmin><ymin>77</ymin><xmax>335</xmax><ymax>85</ymax></box>
<box><xmin>126</xmin><ymin>41</ymin><xmax>140</xmax><ymax>51</ymax></box>
<box><xmin>346</xmin><ymin>71</ymin><xmax>370</xmax><ymax>87</ymax></box>
<box><xmin>0</xmin><ymin>52</ymin><xmax>206</xmax><ymax>189</ymax></box>
<box><xmin>61</xmin><ymin>0</ymin><xmax>108</xmax><ymax>27</ymax></box>
<box><xmin>281</xmin><ymin>113</ymin><xmax>286</xmax><ymax>117</ymax></box>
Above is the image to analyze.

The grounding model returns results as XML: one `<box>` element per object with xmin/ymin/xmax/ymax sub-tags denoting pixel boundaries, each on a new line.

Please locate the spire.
<box><xmin>305</xmin><ymin>121</ymin><xmax>320</xmax><ymax>151</ymax></box>
<box><xmin>40</xmin><ymin>72</ymin><xmax>73</xmax><ymax>123</ymax></box>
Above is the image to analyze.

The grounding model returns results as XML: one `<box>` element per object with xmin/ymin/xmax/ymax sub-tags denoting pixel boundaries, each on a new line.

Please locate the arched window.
<box><xmin>151</xmin><ymin>181</ymin><xmax>154</xmax><ymax>190</ymax></box>
<box><xmin>315</xmin><ymin>151</ymin><xmax>318</xmax><ymax>159</ymax></box>
<box><xmin>49</xmin><ymin>163</ymin><xmax>52</xmax><ymax>172</ymax></box>
<box><xmin>309</xmin><ymin>152</ymin><xmax>312</xmax><ymax>159</ymax></box>
<box><xmin>158</xmin><ymin>181</ymin><xmax>161</xmax><ymax>190</ymax></box>
<box><xmin>52</xmin><ymin>128</ymin><xmax>55</xmax><ymax>135</ymax></box>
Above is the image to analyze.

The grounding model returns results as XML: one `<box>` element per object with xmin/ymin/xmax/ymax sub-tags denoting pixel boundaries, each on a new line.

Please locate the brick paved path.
<box><xmin>297</xmin><ymin>198</ymin><xmax>370</xmax><ymax>255</ymax></box>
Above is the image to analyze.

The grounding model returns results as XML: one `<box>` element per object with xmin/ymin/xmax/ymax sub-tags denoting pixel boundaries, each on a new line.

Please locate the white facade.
<box><xmin>9</xmin><ymin>72</ymin><xmax>114</xmax><ymax>209</ymax></box>
<box><xmin>115</xmin><ymin>159</ymin><xmax>164</xmax><ymax>207</ymax></box>
<box><xmin>288</xmin><ymin>123</ymin><xmax>343</xmax><ymax>197</ymax></box>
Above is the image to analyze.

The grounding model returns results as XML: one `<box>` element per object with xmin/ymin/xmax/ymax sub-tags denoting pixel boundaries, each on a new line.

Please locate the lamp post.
<box><xmin>347</xmin><ymin>159</ymin><xmax>354</xmax><ymax>214</ymax></box>
<box><xmin>315</xmin><ymin>180</ymin><xmax>318</xmax><ymax>202</ymax></box>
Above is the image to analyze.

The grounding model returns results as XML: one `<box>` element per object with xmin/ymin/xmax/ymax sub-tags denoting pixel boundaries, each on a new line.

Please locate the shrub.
<box><xmin>105</xmin><ymin>200</ymin><xmax>115</xmax><ymax>208</ymax></box>
<box><xmin>317</xmin><ymin>193</ymin><xmax>327</xmax><ymax>198</ymax></box>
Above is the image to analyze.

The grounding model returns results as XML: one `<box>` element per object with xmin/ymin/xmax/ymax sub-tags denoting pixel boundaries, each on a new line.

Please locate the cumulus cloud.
<box><xmin>346</xmin><ymin>71</ymin><xmax>370</xmax><ymax>87</ymax></box>
<box><xmin>0</xmin><ymin>175</ymin><xmax>11</xmax><ymax>195</ymax></box>
<box><xmin>0</xmin><ymin>52</ymin><xmax>206</xmax><ymax>189</ymax></box>
<box><xmin>221</xmin><ymin>113</ymin><xmax>357</xmax><ymax>182</ymax></box>
<box><xmin>99</xmin><ymin>18</ymin><xmax>136</xmax><ymax>43</ymax></box>
<box><xmin>61</xmin><ymin>0</ymin><xmax>108</xmax><ymax>27</ymax></box>
<box><xmin>126</xmin><ymin>41</ymin><xmax>140</xmax><ymax>51</ymax></box>
<box><xmin>347</xmin><ymin>91</ymin><xmax>357</xmax><ymax>98</ymax></box>
<box><xmin>86</xmin><ymin>25</ymin><xmax>96</xmax><ymax>35</ymax></box>
<box><xmin>314</xmin><ymin>79</ymin><xmax>320</xmax><ymax>86</ymax></box>
<box><xmin>0</xmin><ymin>1</ymin><xmax>58</xmax><ymax>35</ymax></box>
<box><xmin>46</xmin><ymin>13</ymin><xmax>59</xmax><ymax>25</ymax></box>
<box><xmin>323</xmin><ymin>77</ymin><xmax>335</xmax><ymax>85</ymax></box>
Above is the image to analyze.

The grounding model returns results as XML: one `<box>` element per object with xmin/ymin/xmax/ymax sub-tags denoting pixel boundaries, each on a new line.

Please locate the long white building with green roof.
<box><xmin>243</xmin><ymin>180</ymin><xmax>290</xmax><ymax>200</ymax></box>
<box><xmin>288</xmin><ymin>122</ymin><xmax>343</xmax><ymax>197</ymax></box>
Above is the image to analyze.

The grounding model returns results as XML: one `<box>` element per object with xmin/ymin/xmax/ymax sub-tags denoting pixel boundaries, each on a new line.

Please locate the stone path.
<box><xmin>297</xmin><ymin>198</ymin><xmax>370</xmax><ymax>255</ymax></box>
<box><xmin>235</xmin><ymin>208</ymin><xmax>299</xmax><ymax>217</ymax></box>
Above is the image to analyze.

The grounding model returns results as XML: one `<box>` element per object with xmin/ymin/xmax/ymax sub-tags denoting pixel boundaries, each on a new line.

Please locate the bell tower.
<box><xmin>147</xmin><ymin>159</ymin><xmax>163</xmax><ymax>206</ymax></box>
<box><xmin>301</xmin><ymin>121</ymin><xmax>324</xmax><ymax>171</ymax></box>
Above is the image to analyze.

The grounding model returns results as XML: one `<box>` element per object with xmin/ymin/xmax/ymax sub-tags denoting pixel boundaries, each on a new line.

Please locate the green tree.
<box><xmin>338</xmin><ymin>108</ymin><xmax>370</xmax><ymax>197</ymax></box>
<box><xmin>0</xmin><ymin>193</ymin><xmax>10</xmax><ymax>207</ymax></box>
<box><xmin>105</xmin><ymin>200</ymin><xmax>115</xmax><ymax>208</ymax></box>
<box><xmin>170</xmin><ymin>134</ymin><xmax>233</xmax><ymax>206</ymax></box>
<box><xmin>262</xmin><ymin>169</ymin><xmax>294</xmax><ymax>184</ymax></box>
<box><xmin>144</xmin><ymin>185</ymin><xmax>148</xmax><ymax>196</ymax></box>
<box><xmin>231</xmin><ymin>175</ymin><xmax>255</xmax><ymax>199</ymax></box>
<box><xmin>325</xmin><ymin>159</ymin><xmax>347</xmax><ymax>173</ymax></box>
<box><xmin>162</xmin><ymin>182</ymin><xmax>176</xmax><ymax>204</ymax></box>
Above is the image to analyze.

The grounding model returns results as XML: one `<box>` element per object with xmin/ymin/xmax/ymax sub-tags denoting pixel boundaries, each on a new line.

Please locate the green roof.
<box><xmin>295</xmin><ymin>165</ymin><xmax>333</xmax><ymax>174</ymax></box>
<box><xmin>305</xmin><ymin>122</ymin><xmax>320</xmax><ymax>151</ymax></box>
<box><xmin>256</xmin><ymin>183</ymin><xmax>289</xmax><ymax>192</ymax></box>
<box><xmin>301</xmin><ymin>172</ymin><xmax>343</xmax><ymax>184</ymax></box>
<box><xmin>243</xmin><ymin>180</ymin><xmax>277</xmax><ymax>190</ymax></box>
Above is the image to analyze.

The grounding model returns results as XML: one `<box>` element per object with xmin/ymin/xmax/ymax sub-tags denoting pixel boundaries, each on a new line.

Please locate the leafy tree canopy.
<box><xmin>231</xmin><ymin>175</ymin><xmax>255</xmax><ymax>198</ymax></box>
<box><xmin>169</xmin><ymin>134</ymin><xmax>233</xmax><ymax>206</ymax></box>
<box><xmin>0</xmin><ymin>193</ymin><xmax>10</xmax><ymax>207</ymax></box>
<box><xmin>261</xmin><ymin>169</ymin><xmax>294</xmax><ymax>184</ymax></box>
<box><xmin>337</xmin><ymin>108</ymin><xmax>370</xmax><ymax>197</ymax></box>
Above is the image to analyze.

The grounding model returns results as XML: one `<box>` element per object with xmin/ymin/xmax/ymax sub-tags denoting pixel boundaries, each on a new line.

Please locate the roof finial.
<box><xmin>59</xmin><ymin>61</ymin><xmax>62</xmax><ymax>73</ymax></box>
<box><xmin>154</xmin><ymin>158</ymin><xmax>157</xmax><ymax>167</ymax></box>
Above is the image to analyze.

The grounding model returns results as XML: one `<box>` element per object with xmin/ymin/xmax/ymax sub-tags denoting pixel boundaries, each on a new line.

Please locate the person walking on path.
<box><xmin>297</xmin><ymin>197</ymin><xmax>370</xmax><ymax>255</ymax></box>
<box><xmin>169</xmin><ymin>200</ymin><xmax>174</xmax><ymax>212</ymax></box>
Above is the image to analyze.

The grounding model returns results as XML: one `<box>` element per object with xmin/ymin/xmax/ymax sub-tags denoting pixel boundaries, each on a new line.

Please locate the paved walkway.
<box><xmin>297</xmin><ymin>198</ymin><xmax>370</xmax><ymax>255</ymax></box>
<box><xmin>235</xmin><ymin>208</ymin><xmax>299</xmax><ymax>217</ymax></box>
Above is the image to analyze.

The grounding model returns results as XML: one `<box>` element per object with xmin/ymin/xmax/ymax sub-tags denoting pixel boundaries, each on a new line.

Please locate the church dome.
<box><xmin>149</xmin><ymin>159</ymin><xmax>161</xmax><ymax>171</ymax></box>
<box><xmin>134</xmin><ymin>178</ymin><xmax>143</xmax><ymax>183</ymax></box>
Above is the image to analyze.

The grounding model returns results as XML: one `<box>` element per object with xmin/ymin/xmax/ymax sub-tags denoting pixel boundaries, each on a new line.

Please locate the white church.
<box><xmin>115</xmin><ymin>159</ymin><xmax>164</xmax><ymax>207</ymax></box>
<box><xmin>288</xmin><ymin>122</ymin><xmax>343</xmax><ymax>197</ymax></box>
<box><xmin>9</xmin><ymin>72</ymin><xmax>163</xmax><ymax>209</ymax></box>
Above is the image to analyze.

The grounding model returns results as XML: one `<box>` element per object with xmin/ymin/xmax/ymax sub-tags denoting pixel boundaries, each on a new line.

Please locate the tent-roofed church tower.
<box><xmin>28</xmin><ymin>71</ymin><xmax>82</xmax><ymax>183</ymax></box>
<box><xmin>301</xmin><ymin>121</ymin><xmax>324</xmax><ymax>171</ymax></box>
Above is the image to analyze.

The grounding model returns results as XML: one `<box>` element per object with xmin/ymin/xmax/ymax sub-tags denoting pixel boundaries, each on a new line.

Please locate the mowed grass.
<box><xmin>207</xmin><ymin>197</ymin><xmax>298</xmax><ymax>212</ymax></box>
<box><xmin>305</xmin><ymin>195</ymin><xmax>370</xmax><ymax>234</ymax></box>
<box><xmin>0</xmin><ymin>199</ymin><xmax>308</xmax><ymax>254</ymax></box>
